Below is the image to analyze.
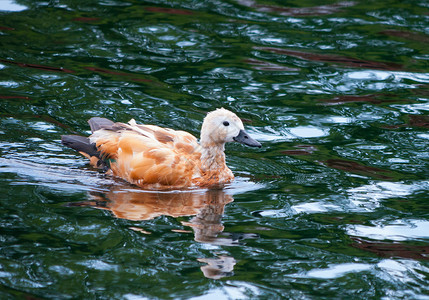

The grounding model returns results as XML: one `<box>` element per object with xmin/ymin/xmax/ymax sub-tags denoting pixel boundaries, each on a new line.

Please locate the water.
<box><xmin>0</xmin><ymin>0</ymin><xmax>428</xmax><ymax>298</ymax></box>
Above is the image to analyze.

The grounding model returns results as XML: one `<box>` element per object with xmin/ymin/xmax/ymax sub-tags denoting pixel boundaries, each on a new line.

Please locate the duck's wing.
<box><xmin>90</xmin><ymin>119</ymin><xmax>201</xmax><ymax>188</ymax></box>
<box><xmin>88</xmin><ymin>117</ymin><xmax>114</xmax><ymax>133</ymax></box>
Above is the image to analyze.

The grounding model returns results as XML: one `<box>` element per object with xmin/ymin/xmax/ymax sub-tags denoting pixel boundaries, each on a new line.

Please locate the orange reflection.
<box><xmin>71</xmin><ymin>187</ymin><xmax>242</xmax><ymax>278</ymax></box>
<box><xmin>86</xmin><ymin>188</ymin><xmax>232</xmax><ymax>222</ymax></box>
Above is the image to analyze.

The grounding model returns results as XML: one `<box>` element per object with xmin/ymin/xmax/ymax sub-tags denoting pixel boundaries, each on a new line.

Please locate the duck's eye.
<box><xmin>223</xmin><ymin>121</ymin><xmax>230</xmax><ymax>126</ymax></box>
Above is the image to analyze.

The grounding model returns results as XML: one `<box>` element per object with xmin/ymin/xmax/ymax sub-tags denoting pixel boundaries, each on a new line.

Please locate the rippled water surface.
<box><xmin>1</xmin><ymin>0</ymin><xmax>428</xmax><ymax>298</ymax></box>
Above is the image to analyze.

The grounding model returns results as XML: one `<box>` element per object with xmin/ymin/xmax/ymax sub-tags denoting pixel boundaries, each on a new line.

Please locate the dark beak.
<box><xmin>233</xmin><ymin>129</ymin><xmax>262</xmax><ymax>148</ymax></box>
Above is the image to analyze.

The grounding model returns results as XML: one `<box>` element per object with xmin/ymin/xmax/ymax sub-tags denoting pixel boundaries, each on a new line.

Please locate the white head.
<box><xmin>200</xmin><ymin>108</ymin><xmax>261</xmax><ymax>148</ymax></box>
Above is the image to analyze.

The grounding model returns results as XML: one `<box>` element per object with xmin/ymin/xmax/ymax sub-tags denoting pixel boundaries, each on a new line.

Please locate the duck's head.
<box><xmin>200</xmin><ymin>108</ymin><xmax>261</xmax><ymax>148</ymax></box>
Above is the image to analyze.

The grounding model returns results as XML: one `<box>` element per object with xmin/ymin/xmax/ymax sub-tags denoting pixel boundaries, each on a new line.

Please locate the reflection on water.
<box><xmin>69</xmin><ymin>187</ymin><xmax>253</xmax><ymax>279</ymax></box>
<box><xmin>0</xmin><ymin>0</ymin><xmax>27</xmax><ymax>12</ymax></box>
<box><xmin>294</xmin><ymin>262</ymin><xmax>372</xmax><ymax>279</ymax></box>
<box><xmin>347</xmin><ymin>219</ymin><xmax>429</xmax><ymax>241</ymax></box>
<box><xmin>198</xmin><ymin>256</ymin><xmax>236</xmax><ymax>280</ymax></box>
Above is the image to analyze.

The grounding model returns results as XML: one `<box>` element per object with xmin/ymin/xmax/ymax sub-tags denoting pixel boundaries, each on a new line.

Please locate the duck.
<box><xmin>61</xmin><ymin>108</ymin><xmax>261</xmax><ymax>189</ymax></box>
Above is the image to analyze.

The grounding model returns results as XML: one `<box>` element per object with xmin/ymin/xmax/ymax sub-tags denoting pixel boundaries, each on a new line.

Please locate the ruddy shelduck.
<box><xmin>61</xmin><ymin>108</ymin><xmax>261</xmax><ymax>189</ymax></box>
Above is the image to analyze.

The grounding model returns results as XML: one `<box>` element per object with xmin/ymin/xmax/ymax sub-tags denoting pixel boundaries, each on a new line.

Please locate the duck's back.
<box><xmin>89</xmin><ymin>118</ymin><xmax>202</xmax><ymax>189</ymax></box>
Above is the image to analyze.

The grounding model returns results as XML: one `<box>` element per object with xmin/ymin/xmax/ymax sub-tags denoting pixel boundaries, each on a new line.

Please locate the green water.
<box><xmin>1</xmin><ymin>0</ymin><xmax>428</xmax><ymax>298</ymax></box>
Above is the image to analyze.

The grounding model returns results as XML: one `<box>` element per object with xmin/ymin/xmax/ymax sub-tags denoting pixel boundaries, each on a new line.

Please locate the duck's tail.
<box><xmin>61</xmin><ymin>117</ymin><xmax>115</xmax><ymax>170</ymax></box>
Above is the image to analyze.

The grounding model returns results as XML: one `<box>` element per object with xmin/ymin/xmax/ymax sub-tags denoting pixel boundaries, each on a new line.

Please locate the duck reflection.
<box><xmin>198</xmin><ymin>256</ymin><xmax>236</xmax><ymax>280</ymax></box>
<box><xmin>72</xmin><ymin>187</ymin><xmax>252</xmax><ymax>278</ymax></box>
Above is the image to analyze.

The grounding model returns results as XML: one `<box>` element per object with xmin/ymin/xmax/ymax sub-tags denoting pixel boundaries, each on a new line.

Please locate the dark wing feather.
<box><xmin>88</xmin><ymin>117</ymin><xmax>115</xmax><ymax>133</ymax></box>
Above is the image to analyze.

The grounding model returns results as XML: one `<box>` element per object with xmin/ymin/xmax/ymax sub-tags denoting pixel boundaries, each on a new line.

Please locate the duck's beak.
<box><xmin>233</xmin><ymin>129</ymin><xmax>262</xmax><ymax>148</ymax></box>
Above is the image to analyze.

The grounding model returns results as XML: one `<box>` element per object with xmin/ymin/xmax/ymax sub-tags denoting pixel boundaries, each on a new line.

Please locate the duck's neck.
<box><xmin>200</xmin><ymin>142</ymin><xmax>227</xmax><ymax>172</ymax></box>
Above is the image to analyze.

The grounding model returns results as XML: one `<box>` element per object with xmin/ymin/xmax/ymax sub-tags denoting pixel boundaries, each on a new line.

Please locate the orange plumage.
<box><xmin>61</xmin><ymin>108</ymin><xmax>261</xmax><ymax>189</ymax></box>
